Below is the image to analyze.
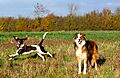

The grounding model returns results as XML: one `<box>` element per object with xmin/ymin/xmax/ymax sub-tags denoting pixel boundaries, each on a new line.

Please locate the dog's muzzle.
<box><xmin>16</xmin><ymin>45</ymin><xmax>20</xmax><ymax>49</ymax></box>
<box><xmin>78</xmin><ymin>39</ymin><xmax>82</xmax><ymax>44</ymax></box>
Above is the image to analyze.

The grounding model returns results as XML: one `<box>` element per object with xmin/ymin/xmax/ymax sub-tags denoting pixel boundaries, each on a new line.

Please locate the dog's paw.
<box><xmin>78</xmin><ymin>71</ymin><xmax>81</xmax><ymax>74</ymax></box>
<box><xmin>9</xmin><ymin>58</ymin><xmax>13</xmax><ymax>60</ymax></box>
<box><xmin>83</xmin><ymin>71</ymin><xmax>87</xmax><ymax>74</ymax></box>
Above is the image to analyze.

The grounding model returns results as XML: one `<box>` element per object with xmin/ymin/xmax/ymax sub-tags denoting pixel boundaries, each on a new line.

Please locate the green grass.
<box><xmin>0</xmin><ymin>31</ymin><xmax>120</xmax><ymax>78</ymax></box>
<box><xmin>1</xmin><ymin>31</ymin><xmax>120</xmax><ymax>44</ymax></box>
<box><xmin>1</xmin><ymin>31</ymin><xmax>120</xmax><ymax>40</ymax></box>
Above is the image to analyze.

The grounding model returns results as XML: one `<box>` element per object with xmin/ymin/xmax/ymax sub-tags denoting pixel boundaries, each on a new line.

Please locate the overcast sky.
<box><xmin>0</xmin><ymin>0</ymin><xmax>120</xmax><ymax>18</ymax></box>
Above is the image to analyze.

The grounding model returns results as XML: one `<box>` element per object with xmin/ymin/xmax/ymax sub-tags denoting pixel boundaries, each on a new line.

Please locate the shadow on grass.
<box><xmin>97</xmin><ymin>55</ymin><xmax>106</xmax><ymax>66</ymax></box>
<box><xmin>13</xmin><ymin>53</ymin><xmax>55</xmax><ymax>61</ymax></box>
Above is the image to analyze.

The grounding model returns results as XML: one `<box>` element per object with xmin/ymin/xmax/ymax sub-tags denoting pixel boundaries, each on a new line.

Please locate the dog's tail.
<box><xmin>39</xmin><ymin>32</ymin><xmax>48</xmax><ymax>46</ymax></box>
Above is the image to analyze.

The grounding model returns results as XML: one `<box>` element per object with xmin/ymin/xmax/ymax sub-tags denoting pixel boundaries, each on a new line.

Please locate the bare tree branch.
<box><xmin>33</xmin><ymin>3</ymin><xmax>49</xmax><ymax>17</ymax></box>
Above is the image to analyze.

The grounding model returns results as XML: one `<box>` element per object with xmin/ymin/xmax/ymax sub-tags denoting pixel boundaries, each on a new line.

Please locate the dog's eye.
<box><xmin>80</xmin><ymin>37</ymin><xmax>82</xmax><ymax>39</ymax></box>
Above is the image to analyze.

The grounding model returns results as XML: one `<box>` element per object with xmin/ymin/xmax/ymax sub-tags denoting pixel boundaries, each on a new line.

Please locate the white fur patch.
<box><xmin>31</xmin><ymin>45</ymin><xmax>42</xmax><ymax>53</ymax></box>
<box><xmin>78</xmin><ymin>33</ymin><xmax>80</xmax><ymax>38</ymax></box>
<box><xmin>43</xmin><ymin>32</ymin><xmax>48</xmax><ymax>39</ymax></box>
<box><xmin>76</xmin><ymin>50</ymin><xmax>87</xmax><ymax>60</ymax></box>
<box><xmin>75</xmin><ymin>36</ymin><xmax>86</xmax><ymax>60</ymax></box>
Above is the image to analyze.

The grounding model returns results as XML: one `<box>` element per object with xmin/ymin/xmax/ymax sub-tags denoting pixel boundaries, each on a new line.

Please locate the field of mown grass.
<box><xmin>0</xmin><ymin>31</ymin><xmax>120</xmax><ymax>78</ymax></box>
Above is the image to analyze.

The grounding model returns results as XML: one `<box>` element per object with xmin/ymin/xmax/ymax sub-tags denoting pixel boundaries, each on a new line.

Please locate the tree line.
<box><xmin>0</xmin><ymin>8</ymin><xmax>120</xmax><ymax>32</ymax></box>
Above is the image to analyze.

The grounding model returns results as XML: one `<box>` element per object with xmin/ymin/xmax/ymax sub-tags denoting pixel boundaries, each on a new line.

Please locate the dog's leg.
<box><xmin>46</xmin><ymin>51</ymin><xmax>53</xmax><ymax>57</ymax></box>
<box><xmin>9</xmin><ymin>49</ymin><xmax>21</xmax><ymax>58</ymax></box>
<box><xmin>77</xmin><ymin>57</ymin><xmax>81</xmax><ymax>74</ymax></box>
<box><xmin>9</xmin><ymin>53</ymin><xmax>19</xmax><ymax>60</ymax></box>
<box><xmin>94</xmin><ymin>56</ymin><xmax>97</xmax><ymax>70</ymax></box>
<box><xmin>95</xmin><ymin>61</ymin><xmax>97</xmax><ymax>70</ymax></box>
<box><xmin>93</xmin><ymin>45</ymin><xmax>98</xmax><ymax>70</ymax></box>
<box><xmin>9</xmin><ymin>53</ymin><xmax>19</xmax><ymax>58</ymax></box>
<box><xmin>37</xmin><ymin>53</ymin><xmax>45</xmax><ymax>61</ymax></box>
<box><xmin>91</xmin><ymin>55</ymin><xmax>97</xmax><ymax>70</ymax></box>
<box><xmin>39</xmin><ymin>51</ymin><xmax>53</xmax><ymax>57</ymax></box>
<box><xmin>91</xmin><ymin>56</ymin><xmax>94</xmax><ymax>66</ymax></box>
<box><xmin>83</xmin><ymin>58</ymin><xmax>87</xmax><ymax>74</ymax></box>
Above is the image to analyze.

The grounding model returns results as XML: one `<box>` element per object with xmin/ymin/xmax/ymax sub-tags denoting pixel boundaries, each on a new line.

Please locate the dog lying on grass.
<box><xmin>9</xmin><ymin>32</ymin><xmax>53</xmax><ymax>61</ymax></box>
<box><xmin>74</xmin><ymin>33</ymin><xmax>99</xmax><ymax>74</ymax></box>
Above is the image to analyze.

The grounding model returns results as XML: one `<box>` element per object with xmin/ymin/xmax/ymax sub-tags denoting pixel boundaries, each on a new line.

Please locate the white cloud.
<box><xmin>106</xmin><ymin>2</ymin><xmax>120</xmax><ymax>7</ymax></box>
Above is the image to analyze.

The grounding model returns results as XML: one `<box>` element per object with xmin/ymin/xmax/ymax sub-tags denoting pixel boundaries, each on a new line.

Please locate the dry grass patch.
<box><xmin>0</xmin><ymin>38</ymin><xmax>120</xmax><ymax>78</ymax></box>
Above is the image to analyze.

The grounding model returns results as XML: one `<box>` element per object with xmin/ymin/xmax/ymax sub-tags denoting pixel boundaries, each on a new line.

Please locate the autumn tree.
<box><xmin>115</xmin><ymin>7</ymin><xmax>120</xmax><ymax>15</ymax></box>
<box><xmin>64</xmin><ymin>3</ymin><xmax>79</xmax><ymax>31</ymax></box>
<box><xmin>1</xmin><ymin>7</ymin><xmax>120</xmax><ymax>32</ymax></box>
<box><xmin>15</xmin><ymin>16</ymin><xmax>32</xmax><ymax>32</ymax></box>
<box><xmin>0</xmin><ymin>17</ymin><xmax>16</xmax><ymax>32</ymax></box>
<box><xmin>41</xmin><ymin>14</ymin><xmax>57</xmax><ymax>31</ymax></box>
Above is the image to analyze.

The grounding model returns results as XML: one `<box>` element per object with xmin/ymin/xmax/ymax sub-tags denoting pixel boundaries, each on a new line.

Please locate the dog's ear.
<box><xmin>13</xmin><ymin>36</ymin><xmax>18</xmax><ymax>40</ymax></box>
<box><xmin>74</xmin><ymin>33</ymin><xmax>78</xmax><ymax>39</ymax></box>
<box><xmin>80</xmin><ymin>33</ymin><xmax>86</xmax><ymax>37</ymax></box>
<box><xmin>80</xmin><ymin>33</ymin><xmax>86</xmax><ymax>40</ymax></box>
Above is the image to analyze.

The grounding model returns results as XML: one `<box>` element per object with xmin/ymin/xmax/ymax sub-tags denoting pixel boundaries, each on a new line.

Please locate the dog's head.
<box><xmin>13</xmin><ymin>36</ymin><xmax>27</xmax><ymax>48</ymax></box>
<box><xmin>74</xmin><ymin>33</ymin><xmax>86</xmax><ymax>44</ymax></box>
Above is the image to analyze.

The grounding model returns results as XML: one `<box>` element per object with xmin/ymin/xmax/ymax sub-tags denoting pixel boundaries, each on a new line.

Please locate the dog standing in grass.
<box><xmin>74</xmin><ymin>33</ymin><xmax>99</xmax><ymax>74</ymax></box>
<box><xmin>9</xmin><ymin>32</ymin><xmax>53</xmax><ymax>61</ymax></box>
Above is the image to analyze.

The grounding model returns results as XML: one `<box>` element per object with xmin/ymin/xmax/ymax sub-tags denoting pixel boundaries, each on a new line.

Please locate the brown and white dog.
<box><xmin>74</xmin><ymin>33</ymin><xmax>98</xmax><ymax>74</ymax></box>
<box><xmin>9</xmin><ymin>32</ymin><xmax>53</xmax><ymax>61</ymax></box>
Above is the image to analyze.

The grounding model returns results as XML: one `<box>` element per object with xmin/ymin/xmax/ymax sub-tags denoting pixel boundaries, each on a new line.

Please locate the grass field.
<box><xmin>0</xmin><ymin>31</ymin><xmax>120</xmax><ymax>78</ymax></box>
